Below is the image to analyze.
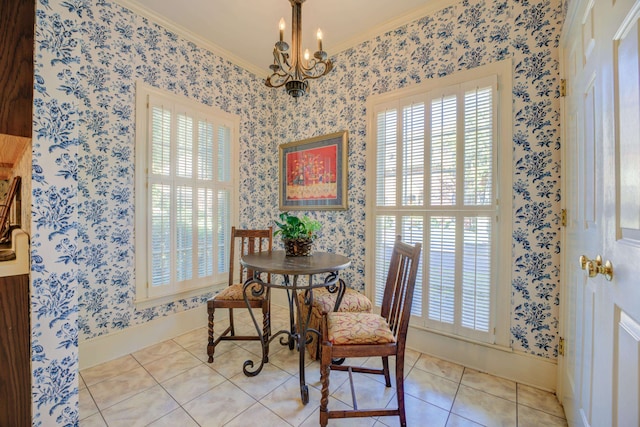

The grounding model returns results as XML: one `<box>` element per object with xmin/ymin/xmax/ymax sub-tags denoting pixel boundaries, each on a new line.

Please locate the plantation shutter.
<box><xmin>146</xmin><ymin>96</ymin><xmax>233</xmax><ymax>298</ymax></box>
<box><xmin>372</xmin><ymin>75</ymin><xmax>497</xmax><ymax>343</ymax></box>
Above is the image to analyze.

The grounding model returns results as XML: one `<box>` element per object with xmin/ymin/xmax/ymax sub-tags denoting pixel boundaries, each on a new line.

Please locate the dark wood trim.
<box><xmin>0</xmin><ymin>0</ymin><xmax>35</xmax><ymax>137</ymax></box>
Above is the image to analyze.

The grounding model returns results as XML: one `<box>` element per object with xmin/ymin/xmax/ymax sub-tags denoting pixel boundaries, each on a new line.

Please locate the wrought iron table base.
<box><xmin>242</xmin><ymin>271</ymin><xmax>345</xmax><ymax>404</ymax></box>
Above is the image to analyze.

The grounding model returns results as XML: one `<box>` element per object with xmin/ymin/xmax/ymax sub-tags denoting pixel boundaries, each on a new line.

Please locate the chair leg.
<box><xmin>396</xmin><ymin>359</ymin><xmax>407</xmax><ymax>427</ymax></box>
<box><xmin>319</xmin><ymin>342</ymin><xmax>331</xmax><ymax>427</ymax></box>
<box><xmin>207</xmin><ymin>305</ymin><xmax>215</xmax><ymax>363</ymax></box>
<box><xmin>382</xmin><ymin>356</ymin><xmax>391</xmax><ymax>387</ymax></box>
<box><xmin>228</xmin><ymin>308</ymin><xmax>235</xmax><ymax>335</ymax></box>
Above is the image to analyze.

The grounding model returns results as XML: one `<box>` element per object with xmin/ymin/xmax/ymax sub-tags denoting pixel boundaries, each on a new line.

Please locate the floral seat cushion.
<box><xmin>215</xmin><ymin>283</ymin><xmax>264</xmax><ymax>301</ymax></box>
<box><xmin>310</xmin><ymin>287</ymin><xmax>372</xmax><ymax>313</ymax></box>
<box><xmin>327</xmin><ymin>312</ymin><xmax>396</xmax><ymax>345</ymax></box>
<box><xmin>298</xmin><ymin>287</ymin><xmax>372</xmax><ymax>359</ymax></box>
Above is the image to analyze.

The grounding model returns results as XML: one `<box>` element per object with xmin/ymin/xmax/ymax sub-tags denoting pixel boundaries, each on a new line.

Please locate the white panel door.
<box><xmin>560</xmin><ymin>0</ymin><xmax>640</xmax><ymax>426</ymax></box>
<box><xmin>606</xmin><ymin>1</ymin><xmax>640</xmax><ymax>426</ymax></box>
<box><xmin>559</xmin><ymin>2</ymin><xmax>601</xmax><ymax>424</ymax></box>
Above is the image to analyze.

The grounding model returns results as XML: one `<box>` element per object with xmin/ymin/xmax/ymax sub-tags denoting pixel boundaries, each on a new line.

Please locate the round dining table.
<box><xmin>240</xmin><ymin>250</ymin><xmax>351</xmax><ymax>404</ymax></box>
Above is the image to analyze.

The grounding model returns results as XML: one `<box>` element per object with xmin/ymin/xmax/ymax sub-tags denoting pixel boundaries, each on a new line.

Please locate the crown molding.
<box><xmin>113</xmin><ymin>0</ymin><xmax>266</xmax><ymax>76</ymax></box>
<box><xmin>329</xmin><ymin>0</ymin><xmax>455</xmax><ymax>55</ymax></box>
<box><xmin>112</xmin><ymin>0</ymin><xmax>456</xmax><ymax>77</ymax></box>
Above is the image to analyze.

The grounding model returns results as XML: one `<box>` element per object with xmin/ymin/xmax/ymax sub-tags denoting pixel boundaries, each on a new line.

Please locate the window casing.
<box><xmin>366</xmin><ymin>62</ymin><xmax>512</xmax><ymax>347</ymax></box>
<box><xmin>135</xmin><ymin>83</ymin><xmax>238</xmax><ymax>306</ymax></box>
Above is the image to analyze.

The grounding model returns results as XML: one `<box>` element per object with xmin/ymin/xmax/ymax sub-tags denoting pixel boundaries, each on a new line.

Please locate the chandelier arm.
<box><xmin>264</xmin><ymin>0</ymin><xmax>333</xmax><ymax>97</ymax></box>
<box><xmin>266</xmin><ymin>70</ymin><xmax>294</xmax><ymax>88</ymax></box>
<box><xmin>299</xmin><ymin>60</ymin><xmax>333</xmax><ymax>79</ymax></box>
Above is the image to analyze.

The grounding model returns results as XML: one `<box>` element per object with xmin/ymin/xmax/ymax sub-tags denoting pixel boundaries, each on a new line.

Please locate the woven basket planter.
<box><xmin>283</xmin><ymin>238</ymin><xmax>313</xmax><ymax>257</ymax></box>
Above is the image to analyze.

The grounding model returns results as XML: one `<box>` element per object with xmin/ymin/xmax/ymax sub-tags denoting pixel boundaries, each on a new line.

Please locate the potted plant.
<box><xmin>274</xmin><ymin>212</ymin><xmax>322</xmax><ymax>257</ymax></box>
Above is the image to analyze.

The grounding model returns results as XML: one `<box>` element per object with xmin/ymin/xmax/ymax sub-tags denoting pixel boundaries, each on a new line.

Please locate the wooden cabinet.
<box><xmin>0</xmin><ymin>0</ymin><xmax>35</xmax><ymax>137</ymax></box>
<box><xmin>0</xmin><ymin>273</ymin><xmax>30</xmax><ymax>426</ymax></box>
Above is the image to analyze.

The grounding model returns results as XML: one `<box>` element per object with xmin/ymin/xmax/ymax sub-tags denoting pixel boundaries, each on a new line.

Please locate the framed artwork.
<box><xmin>279</xmin><ymin>131</ymin><xmax>348</xmax><ymax>210</ymax></box>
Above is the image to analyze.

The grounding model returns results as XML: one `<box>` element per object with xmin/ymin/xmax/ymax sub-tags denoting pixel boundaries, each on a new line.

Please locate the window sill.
<box><xmin>134</xmin><ymin>282</ymin><xmax>227</xmax><ymax>310</ymax></box>
<box><xmin>408</xmin><ymin>322</ymin><xmax>513</xmax><ymax>353</ymax></box>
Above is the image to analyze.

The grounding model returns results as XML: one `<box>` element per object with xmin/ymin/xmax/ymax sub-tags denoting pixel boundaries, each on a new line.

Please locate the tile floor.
<box><xmin>79</xmin><ymin>306</ymin><xmax>567</xmax><ymax>426</ymax></box>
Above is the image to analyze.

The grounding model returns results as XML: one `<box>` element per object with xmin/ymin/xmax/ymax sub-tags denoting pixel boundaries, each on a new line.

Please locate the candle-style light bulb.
<box><xmin>316</xmin><ymin>28</ymin><xmax>323</xmax><ymax>51</ymax></box>
<box><xmin>279</xmin><ymin>18</ymin><xmax>285</xmax><ymax>42</ymax></box>
<box><xmin>304</xmin><ymin>48</ymin><xmax>310</xmax><ymax>66</ymax></box>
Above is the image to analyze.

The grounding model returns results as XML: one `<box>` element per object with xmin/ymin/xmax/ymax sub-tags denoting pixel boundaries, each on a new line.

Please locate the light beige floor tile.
<box><xmin>414</xmin><ymin>354</ymin><xmax>464</xmax><ymax>383</ymax></box>
<box><xmin>260</xmin><ymin>375</ymin><xmax>322</xmax><ymax>426</ymax></box>
<box><xmin>461</xmin><ymin>368</ymin><xmax>516</xmax><ymax>402</ymax></box>
<box><xmin>183</xmin><ymin>381</ymin><xmax>257</xmax><ymax>426</ymax></box>
<box><xmin>267</xmin><ymin>313</ymin><xmax>295</xmax><ymax>331</ymax></box>
<box><xmin>358</xmin><ymin>355</ymin><xmax>414</xmax><ymax>385</ymax></box>
<box><xmin>301</xmin><ymin>396</ymin><xmax>377</xmax><ymax>426</ymax></box>
<box><xmin>331</xmin><ymin>372</ymin><xmax>395</xmax><ymax>410</ymax></box>
<box><xmin>517</xmin><ymin>383</ymin><xmax>565</xmax><ymax>418</ymax></box>
<box><xmin>269</xmin><ymin>345</ymin><xmax>315</xmax><ymax>376</ymax></box>
<box><xmin>225</xmin><ymin>402</ymin><xmax>291</xmax><ymax>427</ymax></box>
<box><xmin>79</xmin><ymin>373</ymin><xmax>87</xmax><ymax>390</ymax></box>
<box><xmin>379</xmin><ymin>393</ymin><xmax>449</xmax><ymax>427</ymax></box>
<box><xmin>147</xmin><ymin>407</ymin><xmax>199</xmax><ymax>427</ymax></box>
<box><xmin>101</xmin><ymin>384</ymin><xmax>179</xmax><ymax>427</ymax></box>
<box><xmin>143</xmin><ymin>349</ymin><xmax>202</xmax><ymax>382</ymax></box>
<box><xmin>518</xmin><ymin>404</ymin><xmax>568</xmax><ymax>427</ymax></box>
<box><xmin>161</xmin><ymin>363</ymin><xmax>226</xmax><ymax>405</ymax></box>
<box><xmin>80</xmin><ymin>355</ymin><xmax>140</xmax><ymax>386</ymax></box>
<box><xmin>194</xmin><ymin>338</ymin><xmax>238</xmax><ymax>364</ymax></box>
<box><xmin>88</xmin><ymin>366</ymin><xmax>157</xmax><ymax>410</ymax></box>
<box><xmin>234</xmin><ymin>338</ymin><xmax>266</xmax><ymax>356</ymax></box>
<box><xmin>79</xmin><ymin>412</ymin><xmax>107</xmax><ymax>427</ymax></box>
<box><xmin>403</xmin><ymin>348</ymin><xmax>421</xmax><ymax>368</ymax></box>
<box><xmin>173</xmin><ymin>326</ymin><xmax>209</xmax><ymax>349</ymax></box>
<box><xmin>445</xmin><ymin>413</ymin><xmax>484</xmax><ymax>427</ymax></box>
<box><xmin>404</xmin><ymin>366</ymin><xmax>459</xmax><ymax>411</ymax></box>
<box><xmin>230</xmin><ymin>362</ymin><xmax>291</xmax><ymax>400</ymax></box>
<box><xmin>131</xmin><ymin>339</ymin><xmax>183</xmax><ymax>366</ymax></box>
<box><xmin>451</xmin><ymin>384</ymin><xmax>516</xmax><ymax>427</ymax></box>
<box><xmin>79</xmin><ymin>387</ymin><xmax>99</xmax><ymax>420</ymax></box>
<box><xmin>184</xmin><ymin>341</ymin><xmax>211</xmax><ymax>363</ymax></box>
<box><xmin>208</xmin><ymin>344</ymin><xmax>265</xmax><ymax>379</ymax></box>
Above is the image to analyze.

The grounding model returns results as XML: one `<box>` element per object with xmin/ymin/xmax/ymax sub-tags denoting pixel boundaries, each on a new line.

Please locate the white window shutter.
<box><xmin>142</xmin><ymin>92</ymin><xmax>236</xmax><ymax>299</ymax></box>
<box><xmin>371</xmin><ymin>75</ymin><xmax>499</xmax><ymax>344</ymax></box>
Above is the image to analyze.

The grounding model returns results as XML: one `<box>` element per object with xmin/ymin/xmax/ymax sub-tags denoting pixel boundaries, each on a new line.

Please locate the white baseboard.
<box><xmin>406</xmin><ymin>326</ymin><xmax>557</xmax><ymax>392</ymax></box>
<box><xmin>79</xmin><ymin>305</ymin><xmax>208</xmax><ymax>370</ymax></box>
<box><xmin>79</xmin><ymin>296</ymin><xmax>557</xmax><ymax>392</ymax></box>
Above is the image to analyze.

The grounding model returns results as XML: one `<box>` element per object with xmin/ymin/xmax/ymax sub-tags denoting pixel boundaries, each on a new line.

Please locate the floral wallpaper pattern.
<box><xmin>31</xmin><ymin>0</ymin><xmax>562</xmax><ymax>423</ymax></box>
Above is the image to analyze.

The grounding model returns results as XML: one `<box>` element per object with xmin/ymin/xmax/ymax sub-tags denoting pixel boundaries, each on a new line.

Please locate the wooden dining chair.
<box><xmin>319</xmin><ymin>237</ymin><xmax>422</xmax><ymax>427</ymax></box>
<box><xmin>207</xmin><ymin>226</ymin><xmax>273</xmax><ymax>363</ymax></box>
<box><xmin>297</xmin><ymin>283</ymin><xmax>372</xmax><ymax>360</ymax></box>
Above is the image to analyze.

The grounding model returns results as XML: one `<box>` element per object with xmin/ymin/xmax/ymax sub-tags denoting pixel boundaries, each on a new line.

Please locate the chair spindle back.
<box><xmin>380</xmin><ymin>236</ymin><xmax>422</xmax><ymax>344</ymax></box>
<box><xmin>229</xmin><ymin>226</ymin><xmax>273</xmax><ymax>286</ymax></box>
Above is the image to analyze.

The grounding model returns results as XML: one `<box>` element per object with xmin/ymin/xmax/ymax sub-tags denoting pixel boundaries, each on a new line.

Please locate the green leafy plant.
<box><xmin>274</xmin><ymin>212</ymin><xmax>322</xmax><ymax>240</ymax></box>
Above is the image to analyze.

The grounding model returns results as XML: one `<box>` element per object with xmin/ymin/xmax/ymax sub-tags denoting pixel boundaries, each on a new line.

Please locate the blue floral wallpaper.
<box><xmin>31</xmin><ymin>0</ymin><xmax>562</xmax><ymax>423</ymax></box>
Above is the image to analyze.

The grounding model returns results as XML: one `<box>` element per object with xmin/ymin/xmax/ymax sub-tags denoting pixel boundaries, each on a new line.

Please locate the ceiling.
<box><xmin>0</xmin><ymin>134</ymin><xmax>30</xmax><ymax>180</ymax></box>
<box><xmin>118</xmin><ymin>0</ymin><xmax>440</xmax><ymax>76</ymax></box>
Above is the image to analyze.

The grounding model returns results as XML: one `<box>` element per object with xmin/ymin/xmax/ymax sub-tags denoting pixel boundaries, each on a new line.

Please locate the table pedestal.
<box><xmin>239</xmin><ymin>251</ymin><xmax>350</xmax><ymax>404</ymax></box>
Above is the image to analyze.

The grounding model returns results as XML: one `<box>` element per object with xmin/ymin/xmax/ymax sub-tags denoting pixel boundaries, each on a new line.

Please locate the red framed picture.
<box><xmin>279</xmin><ymin>131</ymin><xmax>348</xmax><ymax>210</ymax></box>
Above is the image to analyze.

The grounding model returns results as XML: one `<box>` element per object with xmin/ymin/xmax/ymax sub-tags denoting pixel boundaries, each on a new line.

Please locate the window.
<box><xmin>135</xmin><ymin>84</ymin><xmax>238</xmax><ymax>305</ymax></box>
<box><xmin>366</xmin><ymin>62</ymin><xmax>512</xmax><ymax>346</ymax></box>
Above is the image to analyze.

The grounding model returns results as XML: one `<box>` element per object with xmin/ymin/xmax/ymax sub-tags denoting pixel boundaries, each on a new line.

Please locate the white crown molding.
<box><xmin>113</xmin><ymin>0</ymin><xmax>266</xmax><ymax>76</ymax></box>
<box><xmin>329</xmin><ymin>0</ymin><xmax>456</xmax><ymax>55</ymax></box>
<box><xmin>111</xmin><ymin>0</ymin><xmax>457</xmax><ymax>78</ymax></box>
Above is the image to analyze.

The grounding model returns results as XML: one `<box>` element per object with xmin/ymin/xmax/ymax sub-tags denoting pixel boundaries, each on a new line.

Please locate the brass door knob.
<box><xmin>585</xmin><ymin>259</ymin><xmax>614</xmax><ymax>281</ymax></box>
<box><xmin>579</xmin><ymin>255</ymin><xmax>602</xmax><ymax>271</ymax></box>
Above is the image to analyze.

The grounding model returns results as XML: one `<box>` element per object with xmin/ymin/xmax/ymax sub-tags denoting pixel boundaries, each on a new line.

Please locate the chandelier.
<box><xmin>265</xmin><ymin>0</ymin><xmax>333</xmax><ymax>98</ymax></box>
